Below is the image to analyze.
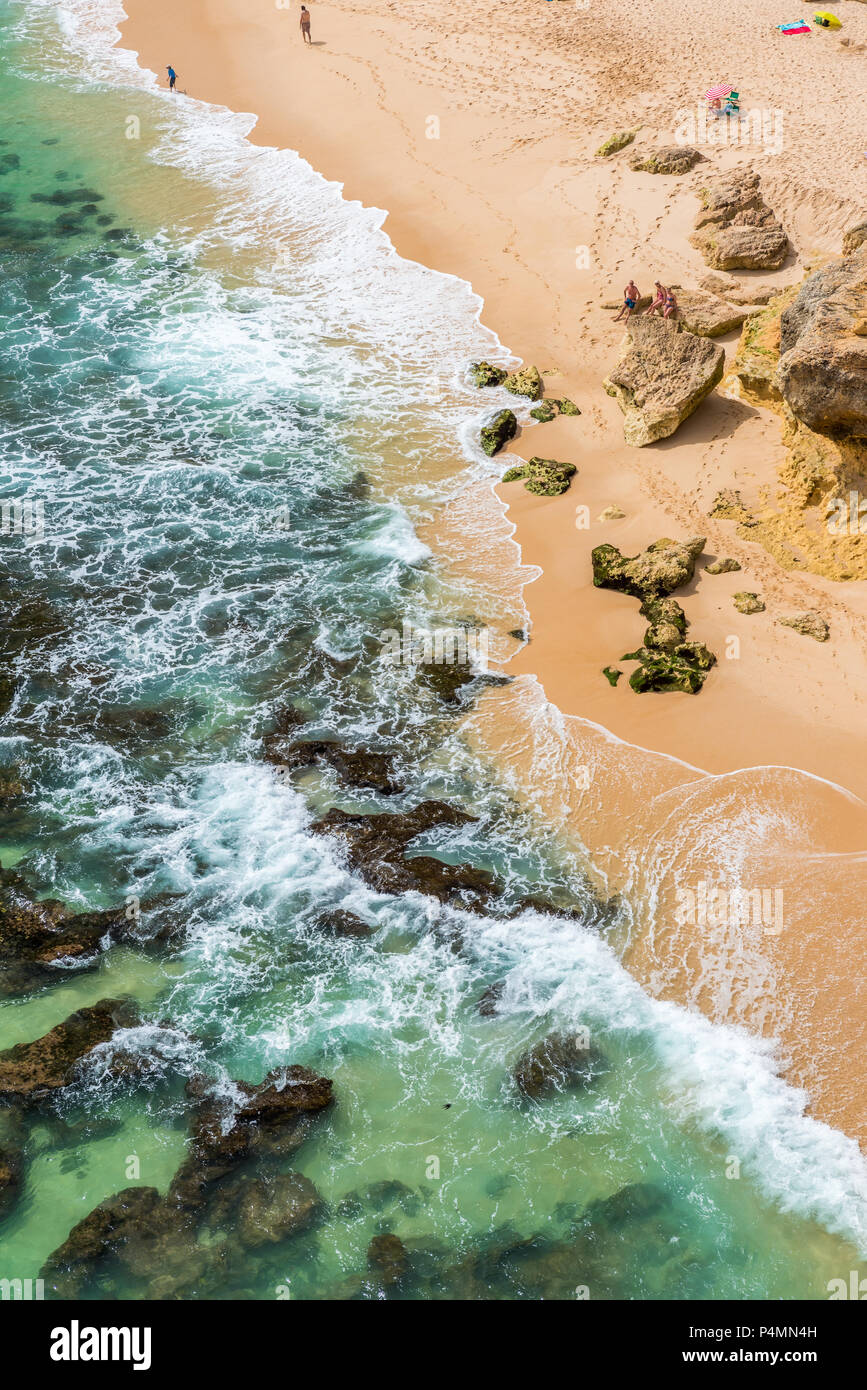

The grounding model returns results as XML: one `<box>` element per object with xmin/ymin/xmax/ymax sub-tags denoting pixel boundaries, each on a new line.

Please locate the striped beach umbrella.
<box><xmin>705</xmin><ymin>83</ymin><xmax>733</xmax><ymax>101</ymax></box>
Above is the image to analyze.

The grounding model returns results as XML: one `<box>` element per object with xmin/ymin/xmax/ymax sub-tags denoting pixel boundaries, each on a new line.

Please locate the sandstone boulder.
<box><xmin>705</xmin><ymin>557</ymin><xmax>741</xmax><ymax>574</ymax></box>
<box><xmin>776</xmin><ymin>245</ymin><xmax>867</xmax><ymax>438</ymax></box>
<box><xmin>842</xmin><ymin>222</ymin><xmax>867</xmax><ymax>256</ymax></box>
<box><xmin>691</xmin><ymin>171</ymin><xmax>789</xmax><ymax>270</ymax></box>
<box><xmin>778</xmin><ymin>611</ymin><xmax>830</xmax><ymax>641</ymax></box>
<box><xmin>603</xmin><ymin>317</ymin><xmax>725</xmax><ymax>446</ymax></box>
<box><xmin>629</xmin><ymin>145</ymin><xmax>702</xmax><ymax>174</ymax></box>
<box><xmin>231</xmin><ymin>1172</ymin><xmax>321</xmax><ymax>1249</ymax></box>
<box><xmin>668</xmin><ymin>287</ymin><xmax>752</xmax><ymax>337</ymax></box>
<box><xmin>733</xmin><ymin>591</ymin><xmax>765</xmax><ymax>614</ymax></box>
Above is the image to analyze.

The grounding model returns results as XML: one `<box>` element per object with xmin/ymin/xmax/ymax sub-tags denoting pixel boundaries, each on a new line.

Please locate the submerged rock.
<box><xmin>596</xmin><ymin>130</ymin><xmax>638</xmax><ymax>157</ymax></box>
<box><xmin>0</xmin><ymin>999</ymin><xmax>139</xmax><ymax>1105</ymax></box>
<box><xmin>503</xmin><ymin>365</ymin><xmax>543</xmax><ymax>401</ymax></box>
<box><xmin>603</xmin><ymin>317</ymin><xmax>724</xmax><ymax>446</ymax></box>
<box><xmin>629</xmin><ymin>145</ymin><xmax>702</xmax><ymax>174</ymax></box>
<box><xmin>263</xmin><ymin>736</ymin><xmax>404</xmax><ymax>795</ymax></box>
<box><xmin>312</xmin><ymin>802</ymin><xmax>493</xmax><ymax>907</ymax></box>
<box><xmin>230</xmin><ymin>1172</ymin><xmax>322</xmax><ymax>1249</ymax></box>
<box><xmin>733</xmin><ymin>591</ymin><xmax>765</xmax><ymax>614</ymax></box>
<box><xmin>170</xmin><ymin>1066</ymin><xmax>334</xmax><ymax>1211</ymax></box>
<box><xmin>502</xmin><ymin>456</ymin><xmax>576</xmax><ymax>496</ymax></box>
<box><xmin>592</xmin><ymin>536</ymin><xmax>706</xmax><ymax>599</ymax></box>
<box><xmin>469</xmin><ymin>361</ymin><xmax>507</xmax><ymax>388</ymax></box>
<box><xmin>480</xmin><ymin>409</ymin><xmax>518</xmax><ymax>457</ymax></box>
<box><xmin>776</xmin><ymin>244</ymin><xmax>867</xmax><ymax>438</ymax></box>
<box><xmin>477</xmin><ymin>981</ymin><xmax>506</xmax><ymax>1017</ymax></box>
<box><xmin>0</xmin><ymin>1140</ymin><xmax>23</xmax><ymax>1220</ymax></box>
<box><xmin>315</xmin><ymin>908</ymin><xmax>374</xmax><ymax>938</ymax></box>
<box><xmin>0</xmin><ymin>866</ymin><xmax>132</xmax><ymax>998</ymax></box>
<box><xmin>778</xmin><ymin>611</ymin><xmax>830</xmax><ymax>641</ymax></box>
<box><xmin>368</xmin><ymin>1232</ymin><xmax>409</xmax><ymax>1287</ymax></box>
<box><xmin>512</xmin><ymin>1031</ymin><xmax>607</xmax><ymax>1100</ymax></box>
<box><xmin>41</xmin><ymin>1186</ymin><xmax>164</xmax><ymax>1297</ymax></box>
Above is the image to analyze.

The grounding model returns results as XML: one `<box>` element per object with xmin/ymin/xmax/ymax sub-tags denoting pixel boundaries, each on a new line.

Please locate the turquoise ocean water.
<box><xmin>0</xmin><ymin>0</ymin><xmax>865</xmax><ymax>1299</ymax></box>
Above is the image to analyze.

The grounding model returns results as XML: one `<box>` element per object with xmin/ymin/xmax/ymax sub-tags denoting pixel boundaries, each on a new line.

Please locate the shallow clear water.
<box><xmin>0</xmin><ymin>0</ymin><xmax>865</xmax><ymax>1300</ymax></box>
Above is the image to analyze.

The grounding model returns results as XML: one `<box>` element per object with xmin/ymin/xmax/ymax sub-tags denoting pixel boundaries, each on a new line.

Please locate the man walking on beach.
<box><xmin>300</xmin><ymin>6</ymin><xmax>312</xmax><ymax>43</ymax></box>
<box><xmin>167</xmin><ymin>65</ymin><xmax>177</xmax><ymax>92</ymax></box>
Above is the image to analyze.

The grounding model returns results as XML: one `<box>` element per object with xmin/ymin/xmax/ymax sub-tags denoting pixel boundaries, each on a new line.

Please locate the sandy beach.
<box><xmin>118</xmin><ymin>0</ymin><xmax>867</xmax><ymax>1142</ymax></box>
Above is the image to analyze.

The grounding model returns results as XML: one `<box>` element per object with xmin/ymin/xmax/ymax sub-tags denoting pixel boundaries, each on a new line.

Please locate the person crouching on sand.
<box><xmin>645</xmin><ymin>281</ymin><xmax>667</xmax><ymax>316</ymax></box>
<box><xmin>300</xmin><ymin>6</ymin><xmax>312</xmax><ymax>43</ymax></box>
<box><xmin>612</xmin><ymin>280</ymin><xmax>640</xmax><ymax>323</ymax></box>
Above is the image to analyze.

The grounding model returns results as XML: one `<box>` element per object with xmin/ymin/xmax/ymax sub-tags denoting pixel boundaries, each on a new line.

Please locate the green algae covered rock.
<box><xmin>733</xmin><ymin>591</ymin><xmax>765</xmax><ymax>614</ymax></box>
<box><xmin>555</xmin><ymin>397</ymin><xmax>581</xmax><ymax>415</ymax></box>
<box><xmin>591</xmin><ymin>536</ymin><xmax>706</xmax><ymax>599</ymax></box>
<box><xmin>596</xmin><ymin>130</ymin><xmax>638</xmax><ymax>157</ymax></box>
<box><xmin>470</xmin><ymin>361</ymin><xmax>507</xmax><ymax>388</ymax></box>
<box><xmin>530</xmin><ymin>401</ymin><xmax>557</xmax><ymax>423</ymax></box>
<box><xmin>602</xmin><ymin>666</ymin><xmax>621</xmax><ymax>687</ymax></box>
<box><xmin>503</xmin><ymin>365</ymin><xmax>543</xmax><ymax>400</ymax></box>
<box><xmin>481</xmin><ymin>409</ymin><xmax>518</xmax><ymax>456</ymax></box>
<box><xmin>629</xmin><ymin>642</ymin><xmax>716</xmax><ymax>694</ymax></box>
<box><xmin>503</xmin><ymin>457</ymin><xmax>577</xmax><ymax>496</ymax></box>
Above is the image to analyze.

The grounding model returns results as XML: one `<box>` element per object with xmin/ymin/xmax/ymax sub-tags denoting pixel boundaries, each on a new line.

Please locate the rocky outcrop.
<box><xmin>312</xmin><ymin>801</ymin><xmax>493</xmax><ymax>908</ymax></box>
<box><xmin>0</xmin><ymin>999</ymin><xmax>138</xmax><ymax>1105</ymax></box>
<box><xmin>503</xmin><ymin>365</ymin><xmax>543</xmax><ymax>400</ymax></box>
<box><xmin>169</xmin><ymin>1067</ymin><xmax>333</xmax><ymax>1211</ymax></box>
<box><xmin>592</xmin><ymin>536</ymin><xmax>706</xmax><ymax>598</ymax></box>
<box><xmin>779</xmin><ymin>611</ymin><xmax>830</xmax><ymax>641</ymax></box>
<box><xmin>262</xmin><ymin>735</ymin><xmax>403</xmax><ymax>795</ymax></box>
<box><xmin>0</xmin><ymin>866</ymin><xmax>132</xmax><ymax>998</ymax></box>
<box><xmin>480</xmin><ymin>409</ymin><xmax>517</xmax><ymax>456</ymax></box>
<box><xmin>592</xmin><ymin>538</ymin><xmax>716</xmax><ymax>692</ymax></box>
<box><xmin>733</xmin><ymin>592</ymin><xmax>765</xmax><ymax>614</ymax></box>
<box><xmin>776</xmin><ymin>245</ymin><xmax>867</xmax><ymax>438</ymax></box>
<box><xmin>668</xmin><ymin>287</ymin><xmax>753</xmax><ymax>338</ymax></box>
<box><xmin>501</xmin><ymin>456</ymin><xmax>576</xmax><ymax>496</ymax></box>
<box><xmin>314</xmin><ymin>909</ymin><xmax>374</xmax><ymax>938</ymax></box>
<box><xmin>596</xmin><ymin>130</ymin><xmax>638</xmax><ymax>157</ymax></box>
<box><xmin>629</xmin><ymin>145</ymin><xmax>702</xmax><ymax>174</ymax></box>
<box><xmin>603</xmin><ymin>317</ymin><xmax>725</xmax><ymax>446</ymax></box>
<box><xmin>691</xmin><ymin>171</ymin><xmax>789</xmax><ymax>270</ymax></box>
<box><xmin>512</xmin><ymin>1031</ymin><xmax>607</xmax><ymax>1099</ymax></box>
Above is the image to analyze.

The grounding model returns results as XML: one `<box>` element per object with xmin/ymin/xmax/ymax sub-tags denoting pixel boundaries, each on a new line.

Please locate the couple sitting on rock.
<box><xmin>612</xmin><ymin>280</ymin><xmax>677</xmax><ymax>323</ymax></box>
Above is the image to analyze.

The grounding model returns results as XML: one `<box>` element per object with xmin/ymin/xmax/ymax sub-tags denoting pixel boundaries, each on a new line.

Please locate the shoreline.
<box><xmin>115</xmin><ymin>0</ymin><xmax>867</xmax><ymax>1145</ymax></box>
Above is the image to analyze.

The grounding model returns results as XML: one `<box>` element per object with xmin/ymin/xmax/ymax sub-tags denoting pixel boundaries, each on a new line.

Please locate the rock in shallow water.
<box><xmin>512</xmin><ymin>1031</ymin><xmax>608</xmax><ymax>1100</ymax></box>
<box><xmin>0</xmin><ymin>998</ymin><xmax>139</xmax><ymax>1105</ymax></box>
<box><xmin>480</xmin><ymin>408</ymin><xmax>518</xmax><ymax>457</ymax></box>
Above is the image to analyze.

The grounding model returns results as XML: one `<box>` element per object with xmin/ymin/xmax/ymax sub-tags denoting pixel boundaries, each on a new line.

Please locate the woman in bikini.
<box><xmin>644</xmin><ymin>281</ymin><xmax>667</xmax><ymax>316</ymax></box>
<box><xmin>662</xmin><ymin>288</ymin><xmax>678</xmax><ymax>320</ymax></box>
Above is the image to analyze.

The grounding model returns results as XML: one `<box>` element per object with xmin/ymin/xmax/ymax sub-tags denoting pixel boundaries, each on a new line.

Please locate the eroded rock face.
<box><xmin>776</xmin><ymin>245</ymin><xmax>867</xmax><ymax>438</ymax></box>
<box><xmin>312</xmin><ymin>802</ymin><xmax>493</xmax><ymax>907</ymax></box>
<box><xmin>629</xmin><ymin>145</ymin><xmax>702</xmax><ymax>174</ymax></box>
<box><xmin>0</xmin><ymin>999</ymin><xmax>139</xmax><ymax>1105</ymax></box>
<box><xmin>512</xmin><ymin>1032</ymin><xmax>607</xmax><ymax>1100</ymax></box>
<box><xmin>603</xmin><ymin>317</ymin><xmax>725</xmax><ymax>446</ymax></box>
<box><xmin>592</xmin><ymin>536</ymin><xmax>706</xmax><ymax>599</ymax></box>
<box><xmin>501</xmin><ymin>457</ymin><xmax>577</xmax><ymax>496</ymax></box>
<box><xmin>842</xmin><ymin>223</ymin><xmax>867</xmax><ymax>256</ymax></box>
<box><xmin>691</xmin><ymin>171</ymin><xmax>789</xmax><ymax>270</ymax></box>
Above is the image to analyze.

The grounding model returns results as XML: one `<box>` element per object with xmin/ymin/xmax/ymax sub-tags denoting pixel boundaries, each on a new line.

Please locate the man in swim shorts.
<box><xmin>167</xmin><ymin>65</ymin><xmax>177</xmax><ymax>92</ymax></box>
<box><xmin>300</xmin><ymin>6</ymin><xmax>312</xmax><ymax>43</ymax></box>
<box><xmin>612</xmin><ymin>280</ymin><xmax>640</xmax><ymax>323</ymax></box>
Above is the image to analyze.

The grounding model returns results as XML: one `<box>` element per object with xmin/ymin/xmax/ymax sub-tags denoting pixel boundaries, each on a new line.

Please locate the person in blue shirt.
<box><xmin>167</xmin><ymin>65</ymin><xmax>177</xmax><ymax>92</ymax></box>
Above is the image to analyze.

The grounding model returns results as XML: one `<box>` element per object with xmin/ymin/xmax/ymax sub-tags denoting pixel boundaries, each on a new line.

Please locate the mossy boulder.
<box><xmin>529</xmin><ymin>401</ymin><xmax>557</xmax><ymax>423</ymax></box>
<box><xmin>779</xmin><ymin>611</ymin><xmax>829</xmax><ymax>641</ymax></box>
<box><xmin>705</xmin><ymin>557</ymin><xmax>741</xmax><ymax>574</ymax></box>
<box><xmin>628</xmin><ymin>643</ymin><xmax>716</xmax><ymax>694</ymax></box>
<box><xmin>629</xmin><ymin>145</ymin><xmax>702</xmax><ymax>175</ymax></box>
<box><xmin>481</xmin><ymin>409</ymin><xmax>518</xmax><ymax>456</ymax></box>
<box><xmin>596</xmin><ymin>130</ymin><xmax>638</xmax><ymax>157</ymax></box>
<box><xmin>553</xmin><ymin>397</ymin><xmax>581</xmax><ymax>416</ymax></box>
<box><xmin>503</xmin><ymin>365</ymin><xmax>543</xmax><ymax>400</ymax></box>
<box><xmin>503</xmin><ymin>457</ymin><xmax>576</xmax><ymax>496</ymax></box>
<box><xmin>470</xmin><ymin>361</ymin><xmax>508</xmax><ymax>388</ymax></box>
<box><xmin>733</xmin><ymin>591</ymin><xmax>765</xmax><ymax>614</ymax></box>
<box><xmin>602</xmin><ymin>666</ymin><xmax>621</xmax><ymax>686</ymax></box>
<box><xmin>591</xmin><ymin>536</ymin><xmax>705</xmax><ymax>599</ymax></box>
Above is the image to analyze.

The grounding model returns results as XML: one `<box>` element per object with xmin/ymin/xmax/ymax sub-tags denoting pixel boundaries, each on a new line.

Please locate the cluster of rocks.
<box><xmin>592</xmin><ymin>536</ymin><xmax>716</xmax><ymax>693</ymax></box>
<box><xmin>604</xmin><ymin>317</ymin><xmax>724</xmax><ymax>446</ymax></box>
<box><xmin>690</xmin><ymin>171</ymin><xmax>789</xmax><ymax>271</ymax></box>
<box><xmin>470</xmin><ymin>360</ymin><xmax>580</xmax><ymax>467</ymax></box>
